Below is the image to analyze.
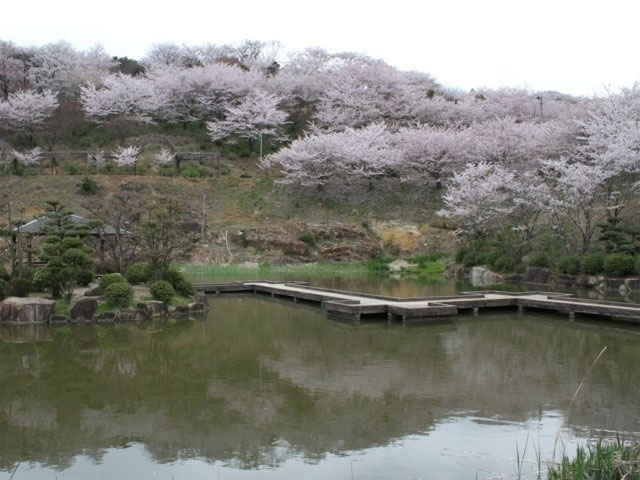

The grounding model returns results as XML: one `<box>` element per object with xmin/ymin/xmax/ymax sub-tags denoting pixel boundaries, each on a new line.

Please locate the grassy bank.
<box><xmin>179</xmin><ymin>256</ymin><xmax>450</xmax><ymax>284</ymax></box>
<box><xmin>548</xmin><ymin>439</ymin><xmax>639</xmax><ymax>479</ymax></box>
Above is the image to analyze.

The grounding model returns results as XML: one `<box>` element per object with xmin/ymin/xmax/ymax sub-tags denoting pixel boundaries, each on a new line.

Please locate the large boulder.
<box><xmin>469</xmin><ymin>266</ymin><xmax>503</xmax><ymax>286</ymax></box>
<box><xmin>169</xmin><ymin>305</ymin><xmax>190</xmax><ymax>316</ymax></box>
<box><xmin>188</xmin><ymin>302</ymin><xmax>205</xmax><ymax>313</ymax></box>
<box><xmin>116</xmin><ymin>308</ymin><xmax>146</xmax><ymax>322</ymax></box>
<box><xmin>94</xmin><ymin>312</ymin><xmax>116</xmax><ymax>323</ymax></box>
<box><xmin>69</xmin><ymin>297</ymin><xmax>98</xmax><ymax>321</ymax></box>
<box><xmin>555</xmin><ymin>274</ymin><xmax>576</xmax><ymax>288</ymax></box>
<box><xmin>140</xmin><ymin>301</ymin><xmax>168</xmax><ymax>318</ymax></box>
<box><xmin>388</xmin><ymin>260</ymin><xmax>414</xmax><ymax>272</ymax></box>
<box><xmin>0</xmin><ymin>297</ymin><xmax>55</xmax><ymax>324</ymax></box>
<box><xmin>575</xmin><ymin>275</ymin><xmax>601</xmax><ymax>287</ymax></box>
<box><xmin>195</xmin><ymin>291</ymin><xmax>209</xmax><ymax>308</ymax></box>
<box><xmin>521</xmin><ymin>267</ymin><xmax>555</xmax><ymax>285</ymax></box>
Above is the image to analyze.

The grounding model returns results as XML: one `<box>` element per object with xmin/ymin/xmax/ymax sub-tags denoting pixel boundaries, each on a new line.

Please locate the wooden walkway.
<box><xmin>195</xmin><ymin>281</ymin><xmax>640</xmax><ymax>325</ymax></box>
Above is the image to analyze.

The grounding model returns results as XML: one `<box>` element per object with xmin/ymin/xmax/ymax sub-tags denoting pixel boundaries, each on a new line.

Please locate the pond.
<box><xmin>1</xmin><ymin>275</ymin><xmax>639</xmax><ymax>479</ymax></box>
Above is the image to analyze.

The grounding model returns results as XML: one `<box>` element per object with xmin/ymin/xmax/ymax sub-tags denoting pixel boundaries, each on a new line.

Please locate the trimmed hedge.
<box><xmin>558</xmin><ymin>256</ymin><xmax>580</xmax><ymax>276</ymax></box>
<box><xmin>602</xmin><ymin>253</ymin><xmax>635</xmax><ymax>277</ymax></box>
<box><xmin>150</xmin><ymin>281</ymin><xmax>175</xmax><ymax>303</ymax></box>
<box><xmin>105</xmin><ymin>282</ymin><xmax>133</xmax><ymax>308</ymax></box>
<box><xmin>100</xmin><ymin>273</ymin><xmax>127</xmax><ymax>290</ymax></box>
<box><xmin>76</xmin><ymin>269</ymin><xmax>94</xmax><ymax>286</ymax></box>
<box><xmin>581</xmin><ymin>252</ymin><xmax>606</xmax><ymax>275</ymax></box>
<box><xmin>4</xmin><ymin>277</ymin><xmax>33</xmax><ymax>297</ymax></box>
<box><xmin>163</xmin><ymin>268</ymin><xmax>195</xmax><ymax>296</ymax></box>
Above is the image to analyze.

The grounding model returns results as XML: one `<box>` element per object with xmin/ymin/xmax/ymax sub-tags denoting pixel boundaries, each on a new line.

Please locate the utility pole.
<box><xmin>201</xmin><ymin>193</ymin><xmax>206</xmax><ymax>243</ymax></box>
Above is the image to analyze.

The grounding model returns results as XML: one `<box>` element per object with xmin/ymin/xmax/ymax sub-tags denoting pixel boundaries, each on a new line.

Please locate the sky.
<box><xmin>2</xmin><ymin>0</ymin><xmax>639</xmax><ymax>96</ymax></box>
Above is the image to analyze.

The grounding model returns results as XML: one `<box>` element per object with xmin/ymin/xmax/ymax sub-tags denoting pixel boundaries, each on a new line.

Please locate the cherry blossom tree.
<box><xmin>438</xmin><ymin>162</ymin><xmax>549</xmax><ymax>259</ymax></box>
<box><xmin>262</xmin><ymin>123</ymin><xmax>399</xmax><ymax>191</ymax></box>
<box><xmin>0</xmin><ymin>89</ymin><xmax>59</xmax><ymax>144</ymax></box>
<box><xmin>394</xmin><ymin>125</ymin><xmax>468</xmax><ymax>187</ymax></box>
<box><xmin>153</xmin><ymin>148</ymin><xmax>174</xmax><ymax>165</ymax></box>
<box><xmin>541</xmin><ymin>159</ymin><xmax>610</xmax><ymax>254</ymax></box>
<box><xmin>207</xmin><ymin>90</ymin><xmax>287</xmax><ymax>152</ymax></box>
<box><xmin>6</xmin><ymin>147</ymin><xmax>42</xmax><ymax>173</ymax></box>
<box><xmin>80</xmin><ymin>73</ymin><xmax>163</xmax><ymax>143</ymax></box>
<box><xmin>148</xmin><ymin>63</ymin><xmax>259</xmax><ymax>126</ymax></box>
<box><xmin>113</xmin><ymin>145</ymin><xmax>140</xmax><ymax>172</ymax></box>
<box><xmin>574</xmin><ymin>84</ymin><xmax>640</xmax><ymax>217</ymax></box>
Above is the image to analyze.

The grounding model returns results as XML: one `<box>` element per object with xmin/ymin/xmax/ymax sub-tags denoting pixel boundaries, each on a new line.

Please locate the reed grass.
<box><xmin>178</xmin><ymin>262</ymin><xmax>374</xmax><ymax>283</ymax></box>
<box><xmin>548</xmin><ymin>439</ymin><xmax>640</xmax><ymax>480</ymax></box>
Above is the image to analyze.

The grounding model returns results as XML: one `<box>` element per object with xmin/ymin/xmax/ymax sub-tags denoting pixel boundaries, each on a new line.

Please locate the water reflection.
<box><xmin>0</xmin><ymin>292</ymin><xmax>639</xmax><ymax>479</ymax></box>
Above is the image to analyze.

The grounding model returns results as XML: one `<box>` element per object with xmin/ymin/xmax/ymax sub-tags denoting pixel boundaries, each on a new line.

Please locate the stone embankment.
<box><xmin>447</xmin><ymin>265</ymin><xmax>640</xmax><ymax>295</ymax></box>
<box><xmin>0</xmin><ymin>291</ymin><xmax>209</xmax><ymax>325</ymax></box>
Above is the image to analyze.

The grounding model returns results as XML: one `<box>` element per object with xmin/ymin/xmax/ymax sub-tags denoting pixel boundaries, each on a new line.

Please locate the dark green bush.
<box><xmin>100</xmin><ymin>273</ymin><xmax>127</xmax><ymax>290</ymax></box>
<box><xmin>581</xmin><ymin>251</ymin><xmax>605</xmax><ymax>275</ymax></box>
<box><xmin>558</xmin><ymin>256</ymin><xmax>580</xmax><ymax>275</ymax></box>
<box><xmin>162</xmin><ymin>268</ymin><xmax>195</xmax><ymax>296</ymax></box>
<box><xmin>299</xmin><ymin>231</ymin><xmax>316</xmax><ymax>247</ymax></box>
<box><xmin>150</xmin><ymin>281</ymin><xmax>175</xmax><ymax>303</ymax></box>
<box><xmin>79</xmin><ymin>176</ymin><xmax>97</xmax><ymax>193</ymax></box>
<box><xmin>454</xmin><ymin>247</ymin><xmax>470</xmax><ymax>263</ymax></box>
<box><xmin>64</xmin><ymin>161</ymin><xmax>81</xmax><ymax>175</ymax></box>
<box><xmin>461</xmin><ymin>252</ymin><xmax>477</xmax><ymax>268</ymax></box>
<box><xmin>635</xmin><ymin>256</ymin><xmax>640</xmax><ymax>276</ymax></box>
<box><xmin>105</xmin><ymin>282</ymin><xmax>133</xmax><ymax>308</ymax></box>
<box><xmin>75</xmin><ymin>269</ymin><xmax>94</xmax><ymax>286</ymax></box>
<box><xmin>529</xmin><ymin>252</ymin><xmax>551</xmax><ymax>268</ymax></box>
<box><xmin>493</xmin><ymin>256</ymin><xmax>516</xmax><ymax>273</ymax></box>
<box><xmin>367</xmin><ymin>257</ymin><xmax>393</xmax><ymax>273</ymax></box>
<box><xmin>126</xmin><ymin>262</ymin><xmax>151</xmax><ymax>285</ymax></box>
<box><xmin>4</xmin><ymin>277</ymin><xmax>33</xmax><ymax>297</ymax></box>
<box><xmin>0</xmin><ymin>279</ymin><xmax>5</xmax><ymax>300</ymax></box>
<box><xmin>603</xmin><ymin>253</ymin><xmax>635</xmax><ymax>277</ymax></box>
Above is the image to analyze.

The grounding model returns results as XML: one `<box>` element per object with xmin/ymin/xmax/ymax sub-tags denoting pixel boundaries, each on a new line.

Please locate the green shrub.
<box><xmin>581</xmin><ymin>251</ymin><xmax>605</xmax><ymax>275</ymax></box>
<box><xmin>105</xmin><ymin>282</ymin><xmax>133</xmax><ymax>308</ymax></box>
<box><xmin>64</xmin><ymin>161</ymin><xmax>81</xmax><ymax>175</ymax></box>
<box><xmin>0</xmin><ymin>265</ymin><xmax>9</xmax><ymax>281</ymax></box>
<box><xmin>100</xmin><ymin>273</ymin><xmax>127</xmax><ymax>290</ymax></box>
<box><xmin>126</xmin><ymin>262</ymin><xmax>151</xmax><ymax>285</ymax></box>
<box><xmin>79</xmin><ymin>176</ymin><xmax>97</xmax><ymax>193</ymax></box>
<box><xmin>4</xmin><ymin>277</ymin><xmax>33</xmax><ymax>297</ymax></box>
<box><xmin>75</xmin><ymin>269</ymin><xmax>94</xmax><ymax>286</ymax></box>
<box><xmin>150</xmin><ymin>281</ymin><xmax>175</xmax><ymax>303</ymax></box>
<box><xmin>12</xmin><ymin>265</ymin><xmax>35</xmax><ymax>281</ymax></box>
<box><xmin>158</xmin><ymin>165</ymin><xmax>174</xmax><ymax>176</ymax></box>
<box><xmin>603</xmin><ymin>253</ymin><xmax>635</xmax><ymax>277</ymax></box>
<box><xmin>462</xmin><ymin>252</ymin><xmax>477</xmax><ymax>268</ymax></box>
<box><xmin>493</xmin><ymin>256</ymin><xmax>516</xmax><ymax>273</ymax></box>
<box><xmin>299</xmin><ymin>231</ymin><xmax>316</xmax><ymax>247</ymax></box>
<box><xmin>529</xmin><ymin>252</ymin><xmax>551</xmax><ymax>268</ymax></box>
<box><xmin>180</xmin><ymin>163</ymin><xmax>205</xmax><ymax>178</ymax></box>
<box><xmin>367</xmin><ymin>257</ymin><xmax>393</xmax><ymax>273</ymax></box>
<box><xmin>162</xmin><ymin>268</ymin><xmax>195</xmax><ymax>296</ymax></box>
<box><xmin>455</xmin><ymin>247</ymin><xmax>470</xmax><ymax>263</ymax></box>
<box><xmin>635</xmin><ymin>256</ymin><xmax>640</xmax><ymax>276</ymax></box>
<box><xmin>558</xmin><ymin>256</ymin><xmax>580</xmax><ymax>275</ymax></box>
<box><xmin>0</xmin><ymin>279</ymin><xmax>5</xmax><ymax>300</ymax></box>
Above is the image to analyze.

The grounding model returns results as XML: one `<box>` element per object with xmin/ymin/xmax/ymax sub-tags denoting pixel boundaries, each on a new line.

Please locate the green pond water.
<box><xmin>1</xmin><ymin>275</ymin><xmax>639</xmax><ymax>479</ymax></box>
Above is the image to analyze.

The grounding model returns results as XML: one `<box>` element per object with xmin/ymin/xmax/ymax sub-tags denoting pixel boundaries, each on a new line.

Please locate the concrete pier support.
<box><xmin>473</xmin><ymin>307</ymin><xmax>479</xmax><ymax>316</ymax></box>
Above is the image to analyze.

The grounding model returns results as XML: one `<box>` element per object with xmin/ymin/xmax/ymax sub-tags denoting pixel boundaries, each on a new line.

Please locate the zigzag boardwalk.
<box><xmin>194</xmin><ymin>281</ymin><xmax>640</xmax><ymax>325</ymax></box>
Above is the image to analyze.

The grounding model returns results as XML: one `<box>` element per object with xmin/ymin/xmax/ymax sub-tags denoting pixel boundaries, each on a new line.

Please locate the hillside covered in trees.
<box><xmin>1</xmin><ymin>39</ymin><xmax>640</xmax><ymax>273</ymax></box>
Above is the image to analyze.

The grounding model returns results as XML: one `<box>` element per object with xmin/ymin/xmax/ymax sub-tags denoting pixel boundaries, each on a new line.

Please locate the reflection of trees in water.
<box><xmin>0</xmin><ymin>299</ymin><xmax>639</xmax><ymax>471</ymax></box>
